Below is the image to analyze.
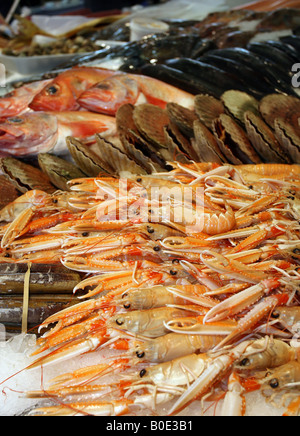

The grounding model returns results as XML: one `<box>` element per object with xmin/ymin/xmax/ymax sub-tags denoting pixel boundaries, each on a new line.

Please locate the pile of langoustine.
<box><xmin>0</xmin><ymin>162</ymin><xmax>300</xmax><ymax>416</ymax></box>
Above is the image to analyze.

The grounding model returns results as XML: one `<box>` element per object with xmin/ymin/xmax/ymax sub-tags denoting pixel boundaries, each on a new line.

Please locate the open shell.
<box><xmin>66</xmin><ymin>137</ymin><xmax>109</xmax><ymax>177</ymax></box>
<box><xmin>274</xmin><ymin>119</ymin><xmax>300</xmax><ymax>164</ymax></box>
<box><xmin>133</xmin><ymin>104</ymin><xmax>170</xmax><ymax>150</ymax></box>
<box><xmin>244</xmin><ymin>111</ymin><xmax>289</xmax><ymax>164</ymax></box>
<box><xmin>95</xmin><ymin>135</ymin><xmax>146</xmax><ymax>176</ymax></box>
<box><xmin>192</xmin><ymin>120</ymin><xmax>225</xmax><ymax>164</ymax></box>
<box><xmin>194</xmin><ymin>94</ymin><xmax>225</xmax><ymax>130</ymax></box>
<box><xmin>116</xmin><ymin>103</ymin><xmax>138</xmax><ymax>140</ymax></box>
<box><xmin>166</xmin><ymin>102</ymin><xmax>198</xmax><ymax>138</ymax></box>
<box><xmin>166</xmin><ymin>122</ymin><xmax>200</xmax><ymax>162</ymax></box>
<box><xmin>38</xmin><ymin>153</ymin><xmax>86</xmax><ymax>191</ymax></box>
<box><xmin>213</xmin><ymin>114</ymin><xmax>261</xmax><ymax>165</ymax></box>
<box><xmin>164</xmin><ymin>126</ymin><xmax>191</xmax><ymax>164</ymax></box>
<box><xmin>0</xmin><ymin>176</ymin><xmax>18</xmax><ymax>212</ymax></box>
<box><xmin>221</xmin><ymin>90</ymin><xmax>260</xmax><ymax>125</ymax></box>
<box><xmin>260</xmin><ymin>94</ymin><xmax>300</xmax><ymax>130</ymax></box>
<box><xmin>0</xmin><ymin>157</ymin><xmax>55</xmax><ymax>194</ymax></box>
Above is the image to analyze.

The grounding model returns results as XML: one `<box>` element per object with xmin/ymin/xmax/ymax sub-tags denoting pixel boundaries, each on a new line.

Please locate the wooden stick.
<box><xmin>5</xmin><ymin>0</ymin><xmax>21</xmax><ymax>24</ymax></box>
<box><xmin>21</xmin><ymin>262</ymin><xmax>31</xmax><ymax>334</ymax></box>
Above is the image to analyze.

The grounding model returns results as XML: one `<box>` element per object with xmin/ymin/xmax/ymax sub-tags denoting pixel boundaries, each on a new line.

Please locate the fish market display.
<box><xmin>60</xmin><ymin>9</ymin><xmax>300</xmax><ymax>72</ymax></box>
<box><xmin>0</xmin><ymin>162</ymin><xmax>299</xmax><ymax>416</ymax></box>
<box><xmin>1</xmin><ymin>3</ymin><xmax>300</xmax><ymax>417</ymax></box>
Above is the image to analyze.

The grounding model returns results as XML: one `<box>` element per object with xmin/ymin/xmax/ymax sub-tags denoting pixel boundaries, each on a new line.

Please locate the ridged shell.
<box><xmin>0</xmin><ymin>157</ymin><xmax>55</xmax><ymax>194</ymax></box>
<box><xmin>244</xmin><ymin>111</ymin><xmax>289</xmax><ymax>164</ymax></box>
<box><xmin>274</xmin><ymin>119</ymin><xmax>300</xmax><ymax>164</ymax></box>
<box><xmin>194</xmin><ymin>94</ymin><xmax>225</xmax><ymax>130</ymax></box>
<box><xmin>221</xmin><ymin>90</ymin><xmax>260</xmax><ymax>125</ymax></box>
<box><xmin>193</xmin><ymin>120</ymin><xmax>225</xmax><ymax>164</ymax></box>
<box><xmin>166</xmin><ymin>122</ymin><xmax>199</xmax><ymax>162</ymax></box>
<box><xmin>66</xmin><ymin>136</ymin><xmax>109</xmax><ymax>177</ymax></box>
<box><xmin>213</xmin><ymin>114</ymin><xmax>261</xmax><ymax>165</ymax></box>
<box><xmin>164</xmin><ymin>125</ymin><xmax>192</xmax><ymax>164</ymax></box>
<box><xmin>116</xmin><ymin>103</ymin><xmax>138</xmax><ymax>140</ymax></box>
<box><xmin>166</xmin><ymin>102</ymin><xmax>198</xmax><ymax>138</ymax></box>
<box><xmin>119</xmin><ymin>133</ymin><xmax>160</xmax><ymax>174</ymax></box>
<box><xmin>260</xmin><ymin>94</ymin><xmax>300</xmax><ymax>130</ymax></box>
<box><xmin>0</xmin><ymin>176</ymin><xmax>18</xmax><ymax>212</ymax></box>
<box><xmin>38</xmin><ymin>153</ymin><xmax>86</xmax><ymax>191</ymax></box>
<box><xmin>133</xmin><ymin>104</ymin><xmax>170</xmax><ymax>150</ymax></box>
<box><xmin>95</xmin><ymin>135</ymin><xmax>146</xmax><ymax>176</ymax></box>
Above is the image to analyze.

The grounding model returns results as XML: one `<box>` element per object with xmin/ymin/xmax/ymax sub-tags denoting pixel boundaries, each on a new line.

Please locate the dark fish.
<box><xmin>209</xmin><ymin>48</ymin><xmax>297</xmax><ymax>96</ymax></box>
<box><xmin>141</xmin><ymin>64</ymin><xmax>233</xmax><ymax>99</ymax></box>
<box><xmin>199</xmin><ymin>53</ymin><xmax>273</xmax><ymax>98</ymax></box>
<box><xmin>247</xmin><ymin>42</ymin><xmax>296</xmax><ymax>75</ymax></box>
<box><xmin>280</xmin><ymin>35</ymin><xmax>300</xmax><ymax>51</ymax></box>
<box><xmin>262</xmin><ymin>41</ymin><xmax>299</xmax><ymax>63</ymax></box>
<box><xmin>165</xmin><ymin>58</ymin><xmax>246</xmax><ymax>93</ymax></box>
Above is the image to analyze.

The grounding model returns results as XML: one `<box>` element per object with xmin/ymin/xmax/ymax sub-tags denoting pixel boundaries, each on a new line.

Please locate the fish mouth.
<box><xmin>0</xmin><ymin>124</ymin><xmax>24</xmax><ymax>139</ymax></box>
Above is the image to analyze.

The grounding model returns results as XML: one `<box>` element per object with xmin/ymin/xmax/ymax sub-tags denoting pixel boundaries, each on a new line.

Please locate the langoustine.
<box><xmin>0</xmin><ymin>162</ymin><xmax>299</xmax><ymax>416</ymax></box>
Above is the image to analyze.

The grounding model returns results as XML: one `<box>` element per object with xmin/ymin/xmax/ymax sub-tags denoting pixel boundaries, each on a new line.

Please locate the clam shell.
<box><xmin>194</xmin><ymin>94</ymin><xmax>225</xmax><ymax>130</ymax></box>
<box><xmin>260</xmin><ymin>94</ymin><xmax>300</xmax><ymax>130</ymax></box>
<box><xmin>133</xmin><ymin>104</ymin><xmax>170</xmax><ymax>150</ymax></box>
<box><xmin>122</xmin><ymin>128</ymin><xmax>168</xmax><ymax>171</ymax></box>
<box><xmin>213</xmin><ymin>114</ymin><xmax>261</xmax><ymax>165</ymax></box>
<box><xmin>0</xmin><ymin>176</ymin><xmax>18</xmax><ymax>212</ymax></box>
<box><xmin>66</xmin><ymin>136</ymin><xmax>109</xmax><ymax>177</ymax></box>
<box><xmin>118</xmin><ymin>104</ymin><xmax>173</xmax><ymax>170</ymax></box>
<box><xmin>38</xmin><ymin>153</ymin><xmax>86</xmax><ymax>191</ymax></box>
<box><xmin>221</xmin><ymin>90</ymin><xmax>260</xmax><ymax>125</ymax></box>
<box><xmin>274</xmin><ymin>119</ymin><xmax>300</xmax><ymax>164</ymax></box>
<box><xmin>193</xmin><ymin>120</ymin><xmax>225</xmax><ymax>164</ymax></box>
<box><xmin>166</xmin><ymin>102</ymin><xmax>198</xmax><ymax>138</ymax></box>
<box><xmin>0</xmin><ymin>157</ymin><xmax>55</xmax><ymax>194</ymax></box>
<box><xmin>95</xmin><ymin>135</ymin><xmax>146</xmax><ymax>176</ymax></box>
<box><xmin>165</xmin><ymin>122</ymin><xmax>199</xmax><ymax>162</ymax></box>
<box><xmin>164</xmin><ymin>125</ymin><xmax>192</xmax><ymax>164</ymax></box>
<box><xmin>119</xmin><ymin>133</ymin><xmax>160</xmax><ymax>174</ymax></box>
<box><xmin>244</xmin><ymin>111</ymin><xmax>289</xmax><ymax>164</ymax></box>
<box><xmin>116</xmin><ymin>103</ymin><xmax>138</xmax><ymax>140</ymax></box>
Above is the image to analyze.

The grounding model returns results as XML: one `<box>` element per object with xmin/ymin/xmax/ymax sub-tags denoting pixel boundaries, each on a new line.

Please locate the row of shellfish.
<box><xmin>1</xmin><ymin>90</ymin><xmax>299</xmax><ymax>201</ymax></box>
<box><xmin>0</xmin><ymin>163</ymin><xmax>299</xmax><ymax>415</ymax></box>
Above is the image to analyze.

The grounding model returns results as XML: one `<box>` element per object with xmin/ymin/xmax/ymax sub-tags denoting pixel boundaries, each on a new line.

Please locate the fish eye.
<box><xmin>240</xmin><ymin>358</ymin><xmax>250</xmax><ymax>367</ymax></box>
<box><xmin>270</xmin><ymin>378</ymin><xmax>279</xmax><ymax>389</ymax></box>
<box><xmin>46</xmin><ymin>85</ymin><xmax>59</xmax><ymax>95</ymax></box>
<box><xmin>116</xmin><ymin>318</ymin><xmax>124</xmax><ymax>326</ymax></box>
<box><xmin>272</xmin><ymin>310</ymin><xmax>280</xmax><ymax>319</ymax></box>
<box><xmin>140</xmin><ymin>369</ymin><xmax>147</xmax><ymax>378</ymax></box>
<box><xmin>96</xmin><ymin>82</ymin><xmax>111</xmax><ymax>90</ymax></box>
<box><xmin>8</xmin><ymin>117</ymin><xmax>23</xmax><ymax>124</ymax></box>
<box><xmin>136</xmin><ymin>351</ymin><xmax>145</xmax><ymax>359</ymax></box>
<box><xmin>123</xmin><ymin>303</ymin><xmax>131</xmax><ymax>309</ymax></box>
<box><xmin>147</xmin><ymin>226</ymin><xmax>155</xmax><ymax>234</ymax></box>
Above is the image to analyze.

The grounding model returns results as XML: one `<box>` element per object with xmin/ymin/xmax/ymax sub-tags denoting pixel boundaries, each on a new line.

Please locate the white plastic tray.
<box><xmin>0</xmin><ymin>52</ymin><xmax>92</xmax><ymax>76</ymax></box>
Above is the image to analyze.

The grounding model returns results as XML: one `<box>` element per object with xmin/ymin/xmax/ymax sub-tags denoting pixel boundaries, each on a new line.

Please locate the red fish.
<box><xmin>29</xmin><ymin>67</ymin><xmax>116</xmax><ymax>112</ymax></box>
<box><xmin>0</xmin><ymin>80</ymin><xmax>52</xmax><ymax>118</ymax></box>
<box><xmin>0</xmin><ymin>111</ymin><xmax>116</xmax><ymax>157</ymax></box>
<box><xmin>78</xmin><ymin>73</ymin><xmax>195</xmax><ymax>115</ymax></box>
